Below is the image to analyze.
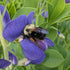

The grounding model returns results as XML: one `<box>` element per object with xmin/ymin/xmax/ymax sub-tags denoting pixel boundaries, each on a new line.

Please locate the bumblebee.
<box><xmin>23</xmin><ymin>24</ymin><xmax>48</xmax><ymax>41</ymax></box>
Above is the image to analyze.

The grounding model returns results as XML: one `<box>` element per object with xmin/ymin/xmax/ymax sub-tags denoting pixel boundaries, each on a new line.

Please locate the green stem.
<box><xmin>36</xmin><ymin>0</ymin><xmax>46</xmax><ymax>26</ymax></box>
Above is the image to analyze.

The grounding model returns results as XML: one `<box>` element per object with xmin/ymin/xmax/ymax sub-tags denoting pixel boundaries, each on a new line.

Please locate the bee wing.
<box><xmin>29</xmin><ymin>27</ymin><xmax>48</xmax><ymax>34</ymax></box>
<box><xmin>35</xmin><ymin>27</ymin><xmax>49</xmax><ymax>34</ymax></box>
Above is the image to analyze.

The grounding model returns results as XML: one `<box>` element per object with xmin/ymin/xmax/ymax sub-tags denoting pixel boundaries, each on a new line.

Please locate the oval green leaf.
<box><xmin>48</xmin><ymin>0</ymin><xmax>65</xmax><ymax>23</ymax></box>
<box><xmin>43</xmin><ymin>49</ymin><xmax>64</xmax><ymax>68</ymax></box>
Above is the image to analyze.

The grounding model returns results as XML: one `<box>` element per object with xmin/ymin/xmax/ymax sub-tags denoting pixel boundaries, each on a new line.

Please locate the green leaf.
<box><xmin>43</xmin><ymin>49</ymin><xmax>64</xmax><ymax>68</ymax></box>
<box><xmin>48</xmin><ymin>0</ymin><xmax>58</xmax><ymax>19</ymax></box>
<box><xmin>24</xmin><ymin>0</ymin><xmax>39</xmax><ymax>8</ymax></box>
<box><xmin>67</xmin><ymin>34</ymin><xmax>70</xmax><ymax>41</ymax></box>
<box><xmin>12</xmin><ymin>7</ymin><xmax>36</xmax><ymax>19</ymax></box>
<box><xmin>37</xmin><ymin>15</ymin><xmax>45</xmax><ymax>26</ymax></box>
<box><xmin>64</xmin><ymin>53</ymin><xmax>70</xmax><ymax>69</ymax></box>
<box><xmin>0</xmin><ymin>1</ymin><xmax>5</xmax><ymax>5</ymax></box>
<box><xmin>7</xmin><ymin>1</ymin><xmax>16</xmax><ymax>19</ymax></box>
<box><xmin>48</xmin><ymin>0</ymin><xmax>65</xmax><ymax>23</ymax></box>
<box><xmin>52</xmin><ymin>3</ymin><xmax>70</xmax><ymax>24</ymax></box>
<box><xmin>36</xmin><ymin>64</ymin><xmax>58</xmax><ymax>70</ymax></box>
<box><xmin>14</xmin><ymin>0</ymin><xmax>24</xmax><ymax>10</ymax></box>
<box><xmin>64</xmin><ymin>65</ymin><xmax>70</xmax><ymax>70</ymax></box>
<box><xmin>58</xmin><ymin>63</ymin><xmax>63</xmax><ymax>70</ymax></box>
<box><xmin>54</xmin><ymin>45</ymin><xmax>67</xmax><ymax>58</ymax></box>
<box><xmin>47</xmin><ymin>25</ymin><xmax>57</xmax><ymax>41</ymax></box>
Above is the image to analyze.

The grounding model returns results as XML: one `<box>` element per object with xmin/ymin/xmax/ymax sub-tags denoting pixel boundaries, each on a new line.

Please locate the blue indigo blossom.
<box><xmin>57</xmin><ymin>30</ymin><xmax>60</xmax><ymax>35</ymax></box>
<box><xmin>38</xmin><ymin>2</ymin><xmax>48</xmax><ymax>18</ymax></box>
<box><xmin>0</xmin><ymin>5</ymin><xmax>11</xmax><ymax>27</ymax></box>
<box><xmin>20</xmin><ymin>39</ymin><xmax>46</xmax><ymax>65</ymax></box>
<box><xmin>65</xmin><ymin>0</ymin><xmax>70</xmax><ymax>3</ymax></box>
<box><xmin>41</xmin><ymin>9</ymin><xmax>48</xmax><ymax>18</ymax></box>
<box><xmin>3</xmin><ymin>51</ymin><xmax>17</xmax><ymax>66</ymax></box>
<box><xmin>9</xmin><ymin>51</ymin><xmax>17</xmax><ymax>64</ymax></box>
<box><xmin>0</xmin><ymin>5</ymin><xmax>17</xmax><ymax>65</ymax></box>
<box><xmin>0</xmin><ymin>59</ymin><xmax>11</xmax><ymax>69</ymax></box>
<box><xmin>57</xmin><ymin>30</ymin><xmax>65</xmax><ymax>39</ymax></box>
<box><xmin>3</xmin><ymin>9</ymin><xmax>54</xmax><ymax>65</ymax></box>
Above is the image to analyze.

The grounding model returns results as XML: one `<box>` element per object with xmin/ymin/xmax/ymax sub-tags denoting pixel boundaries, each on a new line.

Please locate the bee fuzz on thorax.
<box><xmin>24</xmin><ymin>24</ymin><xmax>35</xmax><ymax>35</ymax></box>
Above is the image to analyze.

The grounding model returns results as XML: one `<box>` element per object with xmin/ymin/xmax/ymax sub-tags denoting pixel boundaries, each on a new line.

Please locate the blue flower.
<box><xmin>57</xmin><ymin>30</ymin><xmax>60</xmax><ymax>35</ymax></box>
<box><xmin>41</xmin><ymin>9</ymin><xmax>48</xmax><ymax>18</ymax></box>
<box><xmin>2</xmin><ymin>6</ymin><xmax>54</xmax><ymax>65</ymax></box>
<box><xmin>0</xmin><ymin>5</ymin><xmax>17</xmax><ymax>66</ymax></box>
<box><xmin>0</xmin><ymin>5</ymin><xmax>10</xmax><ymax>27</ymax></box>
<box><xmin>9</xmin><ymin>50</ymin><xmax>17</xmax><ymax>64</ymax></box>
<box><xmin>57</xmin><ymin>30</ymin><xmax>65</xmax><ymax>39</ymax></box>
<box><xmin>65</xmin><ymin>0</ymin><xmax>70</xmax><ymax>3</ymax></box>
<box><xmin>0</xmin><ymin>59</ymin><xmax>11</xmax><ymax>69</ymax></box>
<box><xmin>39</xmin><ymin>2</ymin><xmax>48</xmax><ymax>18</ymax></box>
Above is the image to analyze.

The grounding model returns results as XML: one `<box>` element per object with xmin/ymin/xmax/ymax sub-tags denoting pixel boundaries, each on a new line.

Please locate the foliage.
<box><xmin>0</xmin><ymin>0</ymin><xmax>70</xmax><ymax>70</ymax></box>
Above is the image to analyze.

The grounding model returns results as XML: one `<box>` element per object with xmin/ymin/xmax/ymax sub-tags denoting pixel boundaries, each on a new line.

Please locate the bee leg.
<box><xmin>32</xmin><ymin>37</ymin><xmax>36</xmax><ymax>41</ymax></box>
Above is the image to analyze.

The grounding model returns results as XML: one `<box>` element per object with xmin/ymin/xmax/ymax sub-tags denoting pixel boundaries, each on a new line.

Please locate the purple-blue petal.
<box><xmin>9</xmin><ymin>51</ymin><xmax>17</xmax><ymax>64</ymax></box>
<box><xmin>41</xmin><ymin>10</ymin><xmax>48</xmax><ymax>18</ymax></box>
<box><xmin>0</xmin><ymin>59</ymin><xmax>11</xmax><ymax>69</ymax></box>
<box><xmin>65</xmin><ymin>0</ymin><xmax>70</xmax><ymax>3</ymax></box>
<box><xmin>41</xmin><ymin>9</ymin><xmax>44</xmax><ymax>16</ymax></box>
<box><xmin>36</xmin><ymin>40</ymin><xmax>48</xmax><ymax>51</ymax></box>
<box><xmin>13</xmin><ymin>55</ymin><xmax>18</xmax><ymax>64</ymax></box>
<box><xmin>45</xmin><ymin>37</ymin><xmax>54</xmax><ymax>47</ymax></box>
<box><xmin>0</xmin><ymin>5</ymin><xmax>11</xmax><ymax>27</ymax></box>
<box><xmin>3</xmin><ymin>15</ymin><xmax>27</xmax><ymax>42</ymax></box>
<box><xmin>57</xmin><ymin>30</ymin><xmax>60</xmax><ymax>35</ymax></box>
<box><xmin>45</xmin><ymin>11</ymin><xmax>48</xmax><ymax>18</ymax></box>
<box><xmin>27</xmin><ymin>11</ymin><xmax>35</xmax><ymax>24</ymax></box>
<box><xmin>31</xmin><ymin>54</ymin><xmax>45</xmax><ymax>64</ymax></box>
<box><xmin>41</xmin><ymin>12</ymin><xmax>44</xmax><ymax>16</ymax></box>
<box><xmin>21</xmin><ymin>39</ymin><xmax>45</xmax><ymax>60</ymax></box>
